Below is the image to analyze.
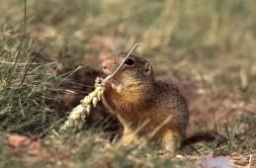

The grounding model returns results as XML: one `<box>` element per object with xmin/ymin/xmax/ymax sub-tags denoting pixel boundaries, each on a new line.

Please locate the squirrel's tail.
<box><xmin>181</xmin><ymin>131</ymin><xmax>227</xmax><ymax>148</ymax></box>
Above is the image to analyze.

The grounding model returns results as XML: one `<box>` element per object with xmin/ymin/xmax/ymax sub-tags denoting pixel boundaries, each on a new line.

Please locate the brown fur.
<box><xmin>101</xmin><ymin>54</ymin><xmax>189</xmax><ymax>152</ymax></box>
<box><xmin>51</xmin><ymin>53</ymin><xmax>225</xmax><ymax>151</ymax></box>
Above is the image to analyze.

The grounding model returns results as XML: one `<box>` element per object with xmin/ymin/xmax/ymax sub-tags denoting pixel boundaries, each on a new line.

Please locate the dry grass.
<box><xmin>0</xmin><ymin>0</ymin><xmax>256</xmax><ymax>167</ymax></box>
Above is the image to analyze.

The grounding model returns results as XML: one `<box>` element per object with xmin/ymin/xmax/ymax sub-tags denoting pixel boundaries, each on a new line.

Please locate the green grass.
<box><xmin>0</xmin><ymin>0</ymin><xmax>256</xmax><ymax>167</ymax></box>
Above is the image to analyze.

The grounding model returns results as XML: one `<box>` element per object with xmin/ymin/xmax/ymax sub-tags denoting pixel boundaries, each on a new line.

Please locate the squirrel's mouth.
<box><xmin>102</xmin><ymin>68</ymin><xmax>112</xmax><ymax>75</ymax></box>
<box><xmin>104</xmin><ymin>77</ymin><xmax>124</xmax><ymax>93</ymax></box>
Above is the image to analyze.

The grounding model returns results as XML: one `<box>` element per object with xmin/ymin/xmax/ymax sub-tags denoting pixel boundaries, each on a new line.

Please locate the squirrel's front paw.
<box><xmin>95</xmin><ymin>76</ymin><xmax>103</xmax><ymax>84</ymax></box>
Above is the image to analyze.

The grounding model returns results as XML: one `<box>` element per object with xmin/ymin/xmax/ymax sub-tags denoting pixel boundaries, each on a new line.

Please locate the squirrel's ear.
<box><xmin>143</xmin><ymin>63</ymin><xmax>152</xmax><ymax>76</ymax></box>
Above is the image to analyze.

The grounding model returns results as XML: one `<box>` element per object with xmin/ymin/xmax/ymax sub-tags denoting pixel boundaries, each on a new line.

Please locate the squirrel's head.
<box><xmin>101</xmin><ymin>53</ymin><xmax>155</xmax><ymax>93</ymax></box>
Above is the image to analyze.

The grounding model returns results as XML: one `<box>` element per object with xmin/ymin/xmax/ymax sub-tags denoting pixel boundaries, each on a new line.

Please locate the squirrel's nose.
<box><xmin>101</xmin><ymin>61</ymin><xmax>108</xmax><ymax>70</ymax></box>
<box><xmin>101</xmin><ymin>60</ymin><xmax>115</xmax><ymax>71</ymax></box>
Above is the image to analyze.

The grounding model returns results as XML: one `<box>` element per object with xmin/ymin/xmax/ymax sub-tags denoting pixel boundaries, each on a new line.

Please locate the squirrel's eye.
<box><xmin>124</xmin><ymin>58</ymin><xmax>135</xmax><ymax>66</ymax></box>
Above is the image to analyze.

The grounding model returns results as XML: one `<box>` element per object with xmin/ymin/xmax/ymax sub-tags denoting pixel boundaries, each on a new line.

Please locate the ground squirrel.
<box><xmin>100</xmin><ymin>53</ymin><xmax>225</xmax><ymax>153</ymax></box>
<box><xmin>100</xmin><ymin>53</ymin><xmax>189</xmax><ymax>153</ymax></box>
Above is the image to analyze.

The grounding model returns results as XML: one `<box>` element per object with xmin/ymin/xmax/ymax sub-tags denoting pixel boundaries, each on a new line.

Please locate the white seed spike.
<box><xmin>85</xmin><ymin>105</ymin><xmax>91</xmax><ymax>114</ymax></box>
<box><xmin>83</xmin><ymin>96</ymin><xmax>91</xmax><ymax>105</ymax></box>
<box><xmin>92</xmin><ymin>97</ymin><xmax>98</xmax><ymax>107</ymax></box>
<box><xmin>80</xmin><ymin>109</ymin><xmax>86</xmax><ymax>118</ymax></box>
<box><xmin>97</xmin><ymin>89</ymin><xmax>103</xmax><ymax>100</ymax></box>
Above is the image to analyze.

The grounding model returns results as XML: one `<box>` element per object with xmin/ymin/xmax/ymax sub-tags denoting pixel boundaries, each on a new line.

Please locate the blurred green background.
<box><xmin>0</xmin><ymin>0</ymin><xmax>255</xmax><ymax>167</ymax></box>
